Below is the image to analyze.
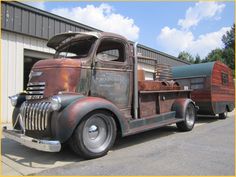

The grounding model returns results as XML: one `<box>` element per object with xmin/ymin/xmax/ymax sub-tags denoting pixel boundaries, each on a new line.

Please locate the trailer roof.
<box><xmin>172</xmin><ymin>62</ymin><xmax>215</xmax><ymax>79</ymax></box>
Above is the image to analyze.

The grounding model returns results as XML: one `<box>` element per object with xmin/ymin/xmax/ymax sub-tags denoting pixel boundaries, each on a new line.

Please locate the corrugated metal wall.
<box><xmin>1</xmin><ymin>2</ymin><xmax>98</xmax><ymax>40</ymax></box>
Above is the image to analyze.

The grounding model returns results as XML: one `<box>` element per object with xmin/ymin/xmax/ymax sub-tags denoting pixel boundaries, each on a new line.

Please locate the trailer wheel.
<box><xmin>69</xmin><ymin>111</ymin><xmax>117</xmax><ymax>159</ymax></box>
<box><xmin>219</xmin><ymin>111</ymin><xmax>228</xmax><ymax>119</ymax></box>
<box><xmin>176</xmin><ymin>103</ymin><xmax>196</xmax><ymax>131</ymax></box>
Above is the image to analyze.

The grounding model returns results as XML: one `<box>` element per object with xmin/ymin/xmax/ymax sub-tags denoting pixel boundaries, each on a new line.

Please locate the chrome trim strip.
<box><xmin>3</xmin><ymin>127</ymin><xmax>61</xmax><ymax>152</ymax></box>
<box><xmin>27</xmin><ymin>86</ymin><xmax>45</xmax><ymax>90</ymax></box>
<box><xmin>27</xmin><ymin>91</ymin><xmax>44</xmax><ymax>94</ymax></box>
<box><xmin>27</xmin><ymin>82</ymin><xmax>45</xmax><ymax>86</ymax></box>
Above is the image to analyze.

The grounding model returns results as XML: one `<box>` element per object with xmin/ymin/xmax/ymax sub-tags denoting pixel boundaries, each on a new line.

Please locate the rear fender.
<box><xmin>51</xmin><ymin>97</ymin><xmax>128</xmax><ymax>143</ymax></box>
<box><xmin>171</xmin><ymin>98</ymin><xmax>197</xmax><ymax>119</ymax></box>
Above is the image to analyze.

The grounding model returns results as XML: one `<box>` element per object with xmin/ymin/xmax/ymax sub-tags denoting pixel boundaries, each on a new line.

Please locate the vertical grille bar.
<box><xmin>44</xmin><ymin>103</ymin><xmax>50</xmax><ymax>128</ymax></box>
<box><xmin>35</xmin><ymin>103</ymin><xmax>38</xmax><ymax>130</ymax></box>
<box><xmin>32</xmin><ymin>103</ymin><xmax>36</xmax><ymax>130</ymax></box>
<box><xmin>26</xmin><ymin>103</ymin><xmax>30</xmax><ymax>130</ymax></box>
<box><xmin>42</xmin><ymin>103</ymin><xmax>47</xmax><ymax>130</ymax></box>
<box><xmin>20</xmin><ymin>101</ymin><xmax>51</xmax><ymax>131</ymax></box>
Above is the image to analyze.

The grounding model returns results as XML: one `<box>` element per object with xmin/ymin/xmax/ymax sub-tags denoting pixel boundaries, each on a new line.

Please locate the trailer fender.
<box><xmin>52</xmin><ymin>97</ymin><xmax>128</xmax><ymax>143</ymax></box>
<box><xmin>171</xmin><ymin>98</ymin><xmax>197</xmax><ymax>119</ymax></box>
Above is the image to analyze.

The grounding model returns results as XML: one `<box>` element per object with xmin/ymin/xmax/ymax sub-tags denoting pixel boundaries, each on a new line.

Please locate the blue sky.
<box><xmin>25</xmin><ymin>1</ymin><xmax>234</xmax><ymax>58</ymax></box>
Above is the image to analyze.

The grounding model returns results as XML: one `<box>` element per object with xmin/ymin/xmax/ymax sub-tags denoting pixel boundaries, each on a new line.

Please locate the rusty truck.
<box><xmin>3</xmin><ymin>32</ymin><xmax>198</xmax><ymax>159</ymax></box>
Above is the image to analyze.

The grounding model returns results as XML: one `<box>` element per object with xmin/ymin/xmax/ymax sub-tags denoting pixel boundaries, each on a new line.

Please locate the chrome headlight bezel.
<box><xmin>51</xmin><ymin>96</ymin><xmax>62</xmax><ymax>111</ymax></box>
<box><xmin>9</xmin><ymin>95</ymin><xmax>19</xmax><ymax>107</ymax></box>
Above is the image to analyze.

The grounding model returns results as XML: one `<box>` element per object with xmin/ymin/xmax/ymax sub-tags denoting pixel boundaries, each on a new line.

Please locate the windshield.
<box><xmin>54</xmin><ymin>37</ymin><xmax>96</xmax><ymax>59</ymax></box>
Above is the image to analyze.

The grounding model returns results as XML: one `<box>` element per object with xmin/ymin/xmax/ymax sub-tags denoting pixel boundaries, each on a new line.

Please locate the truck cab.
<box><xmin>4</xmin><ymin>32</ymin><xmax>197</xmax><ymax>159</ymax></box>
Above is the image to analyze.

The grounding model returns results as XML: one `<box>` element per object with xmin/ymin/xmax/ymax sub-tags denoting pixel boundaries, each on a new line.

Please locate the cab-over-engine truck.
<box><xmin>3</xmin><ymin>32</ymin><xmax>197</xmax><ymax>159</ymax></box>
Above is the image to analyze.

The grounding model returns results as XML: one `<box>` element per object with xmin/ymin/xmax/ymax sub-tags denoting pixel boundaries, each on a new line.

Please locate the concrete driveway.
<box><xmin>1</xmin><ymin>111</ymin><xmax>235</xmax><ymax>175</ymax></box>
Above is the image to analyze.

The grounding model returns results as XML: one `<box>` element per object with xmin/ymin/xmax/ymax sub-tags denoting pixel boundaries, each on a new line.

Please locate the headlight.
<box><xmin>9</xmin><ymin>95</ymin><xmax>19</xmax><ymax>107</ymax></box>
<box><xmin>51</xmin><ymin>96</ymin><xmax>61</xmax><ymax>111</ymax></box>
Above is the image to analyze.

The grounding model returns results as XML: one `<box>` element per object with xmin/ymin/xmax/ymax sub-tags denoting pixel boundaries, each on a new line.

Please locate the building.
<box><xmin>1</xmin><ymin>1</ymin><xmax>189</xmax><ymax>123</ymax></box>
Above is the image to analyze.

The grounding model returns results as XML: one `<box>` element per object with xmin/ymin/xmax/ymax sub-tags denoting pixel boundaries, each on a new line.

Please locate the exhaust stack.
<box><xmin>133</xmin><ymin>42</ymin><xmax>138</xmax><ymax>119</ymax></box>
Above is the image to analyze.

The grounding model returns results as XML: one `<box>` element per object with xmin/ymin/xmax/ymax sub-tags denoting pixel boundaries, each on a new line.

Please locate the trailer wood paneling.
<box><xmin>172</xmin><ymin>61</ymin><xmax>235</xmax><ymax>115</ymax></box>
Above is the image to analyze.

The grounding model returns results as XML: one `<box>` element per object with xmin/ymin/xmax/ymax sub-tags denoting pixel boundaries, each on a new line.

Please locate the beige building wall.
<box><xmin>1</xmin><ymin>30</ymin><xmax>55</xmax><ymax>123</ymax></box>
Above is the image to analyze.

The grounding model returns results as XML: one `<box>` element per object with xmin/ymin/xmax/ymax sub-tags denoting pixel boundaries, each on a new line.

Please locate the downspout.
<box><xmin>133</xmin><ymin>42</ymin><xmax>138</xmax><ymax>119</ymax></box>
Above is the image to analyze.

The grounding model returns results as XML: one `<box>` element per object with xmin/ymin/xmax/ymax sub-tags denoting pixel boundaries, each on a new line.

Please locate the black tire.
<box><xmin>69</xmin><ymin>111</ymin><xmax>117</xmax><ymax>159</ymax></box>
<box><xmin>12</xmin><ymin>107</ymin><xmax>21</xmax><ymax>130</ymax></box>
<box><xmin>219</xmin><ymin>111</ymin><xmax>228</xmax><ymax>119</ymax></box>
<box><xmin>176</xmin><ymin>103</ymin><xmax>196</xmax><ymax>131</ymax></box>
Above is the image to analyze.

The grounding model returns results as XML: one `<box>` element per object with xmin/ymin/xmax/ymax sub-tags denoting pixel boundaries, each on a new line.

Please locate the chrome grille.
<box><xmin>21</xmin><ymin>101</ymin><xmax>51</xmax><ymax>131</ymax></box>
<box><xmin>26</xmin><ymin>82</ymin><xmax>45</xmax><ymax>100</ymax></box>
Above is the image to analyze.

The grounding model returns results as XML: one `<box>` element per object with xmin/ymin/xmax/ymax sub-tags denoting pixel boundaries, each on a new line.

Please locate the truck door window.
<box><xmin>55</xmin><ymin>38</ymin><xmax>95</xmax><ymax>58</ymax></box>
<box><xmin>96</xmin><ymin>40</ymin><xmax>125</xmax><ymax>62</ymax></box>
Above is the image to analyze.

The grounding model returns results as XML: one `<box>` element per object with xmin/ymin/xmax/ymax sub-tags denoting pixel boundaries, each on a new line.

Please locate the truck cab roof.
<box><xmin>47</xmin><ymin>31</ymin><xmax>128</xmax><ymax>50</ymax></box>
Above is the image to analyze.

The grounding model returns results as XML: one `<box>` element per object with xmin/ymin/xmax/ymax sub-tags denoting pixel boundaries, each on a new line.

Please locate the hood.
<box><xmin>27</xmin><ymin>59</ymin><xmax>82</xmax><ymax>99</ymax></box>
<box><xmin>32</xmin><ymin>58</ymin><xmax>82</xmax><ymax>69</ymax></box>
<box><xmin>47</xmin><ymin>32</ymin><xmax>101</xmax><ymax>50</ymax></box>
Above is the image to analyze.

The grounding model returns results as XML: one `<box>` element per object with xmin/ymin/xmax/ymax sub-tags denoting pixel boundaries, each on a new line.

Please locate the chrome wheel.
<box><xmin>69</xmin><ymin>111</ymin><xmax>117</xmax><ymax>159</ymax></box>
<box><xmin>82</xmin><ymin>114</ymin><xmax>114</xmax><ymax>153</ymax></box>
<box><xmin>186</xmin><ymin>105</ymin><xmax>195</xmax><ymax>127</ymax></box>
<box><xmin>176</xmin><ymin>102</ymin><xmax>196</xmax><ymax>131</ymax></box>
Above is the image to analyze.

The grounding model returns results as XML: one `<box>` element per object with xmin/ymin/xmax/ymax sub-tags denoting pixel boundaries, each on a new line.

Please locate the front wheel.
<box><xmin>176</xmin><ymin>103</ymin><xmax>196</xmax><ymax>131</ymax></box>
<box><xmin>69</xmin><ymin>111</ymin><xmax>117</xmax><ymax>159</ymax></box>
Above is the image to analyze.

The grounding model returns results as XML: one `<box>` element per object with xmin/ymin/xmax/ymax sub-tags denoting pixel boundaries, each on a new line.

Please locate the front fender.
<box><xmin>51</xmin><ymin>97</ymin><xmax>128</xmax><ymax>143</ymax></box>
<box><xmin>171</xmin><ymin>98</ymin><xmax>197</xmax><ymax>119</ymax></box>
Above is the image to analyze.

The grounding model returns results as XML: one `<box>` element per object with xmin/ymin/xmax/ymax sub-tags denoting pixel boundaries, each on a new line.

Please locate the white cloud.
<box><xmin>50</xmin><ymin>4</ymin><xmax>140</xmax><ymax>41</ymax></box>
<box><xmin>23</xmin><ymin>2</ymin><xmax>46</xmax><ymax>10</ymax></box>
<box><xmin>157</xmin><ymin>26</ymin><xmax>230</xmax><ymax>58</ymax></box>
<box><xmin>178</xmin><ymin>2</ymin><xmax>225</xmax><ymax>30</ymax></box>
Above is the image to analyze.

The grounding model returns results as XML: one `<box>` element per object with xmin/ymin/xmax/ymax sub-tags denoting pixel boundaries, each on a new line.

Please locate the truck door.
<box><xmin>90</xmin><ymin>38</ymin><xmax>132</xmax><ymax>110</ymax></box>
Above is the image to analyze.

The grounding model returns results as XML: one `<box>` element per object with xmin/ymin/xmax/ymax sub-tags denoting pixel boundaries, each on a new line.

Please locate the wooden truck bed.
<box><xmin>138</xmin><ymin>80</ymin><xmax>191</xmax><ymax>117</ymax></box>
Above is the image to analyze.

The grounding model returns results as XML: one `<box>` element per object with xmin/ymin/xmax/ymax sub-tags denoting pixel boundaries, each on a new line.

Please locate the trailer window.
<box><xmin>190</xmin><ymin>78</ymin><xmax>204</xmax><ymax>90</ymax></box>
<box><xmin>221</xmin><ymin>73</ymin><xmax>229</xmax><ymax>85</ymax></box>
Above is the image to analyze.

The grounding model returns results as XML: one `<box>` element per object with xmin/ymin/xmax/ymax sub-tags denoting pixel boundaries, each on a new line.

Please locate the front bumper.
<box><xmin>2</xmin><ymin>126</ymin><xmax>61</xmax><ymax>152</ymax></box>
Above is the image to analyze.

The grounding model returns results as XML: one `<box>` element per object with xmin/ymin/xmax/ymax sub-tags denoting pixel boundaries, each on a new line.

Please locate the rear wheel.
<box><xmin>219</xmin><ymin>111</ymin><xmax>228</xmax><ymax>119</ymax></box>
<box><xmin>176</xmin><ymin>103</ymin><xmax>196</xmax><ymax>131</ymax></box>
<box><xmin>69</xmin><ymin>111</ymin><xmax>117</xmax><ymax>159</ymax></box>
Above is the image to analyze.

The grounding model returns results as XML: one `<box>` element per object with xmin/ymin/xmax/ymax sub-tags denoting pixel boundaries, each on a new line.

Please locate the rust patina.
<box><xmin>6</xmin><ymin>31</ymin><xmax>197</xmax><ymax>158</ymax></box>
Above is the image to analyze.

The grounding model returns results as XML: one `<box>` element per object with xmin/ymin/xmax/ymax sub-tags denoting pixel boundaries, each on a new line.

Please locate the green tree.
<box><xmin>194</xmin><ymin>54</ymin><xmax>201</xmax><ymax>64</ymax></box>
<box><xmin>178</xmin><ymin>51</ymin><xmax>195</xmax><ymax>64</ymax></box>
<box><xmin>204</xmin><ymin>48</ymin><xmax>224</xmax><ymax>62</ymax></box>
<box><xmin>222</xmin><ymin>24</ymin><xmax>235</xmax><ymax>72</ymax></box>
<box><xmin>222</xmin><ymin>24</ymin><xmax>235</xmax><ymax>50</ymax></box>
<box><xmin>223</xmin><ymin>48</ymin><xmax>234</xmax><ymax>71</ymax></box>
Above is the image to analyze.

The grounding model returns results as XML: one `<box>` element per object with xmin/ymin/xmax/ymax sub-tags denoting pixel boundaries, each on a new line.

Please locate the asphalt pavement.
<box><xmin>1</xmin><ymin>111</ymin><xmax>235</xmax><ymax>176</ymax></box>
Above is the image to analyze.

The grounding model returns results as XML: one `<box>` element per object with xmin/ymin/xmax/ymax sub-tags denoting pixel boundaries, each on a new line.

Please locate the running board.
<box><xmin>124</xmin><ymin>111</ymin><xmax>184</xmax><ymax>136</ymax></box>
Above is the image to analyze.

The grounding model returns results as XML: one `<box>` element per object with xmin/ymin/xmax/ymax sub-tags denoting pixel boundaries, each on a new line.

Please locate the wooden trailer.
<box><xmin>172</xmin><ymin>61</ymin><xmax>235</xmax><ymax>119</ymax></box>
